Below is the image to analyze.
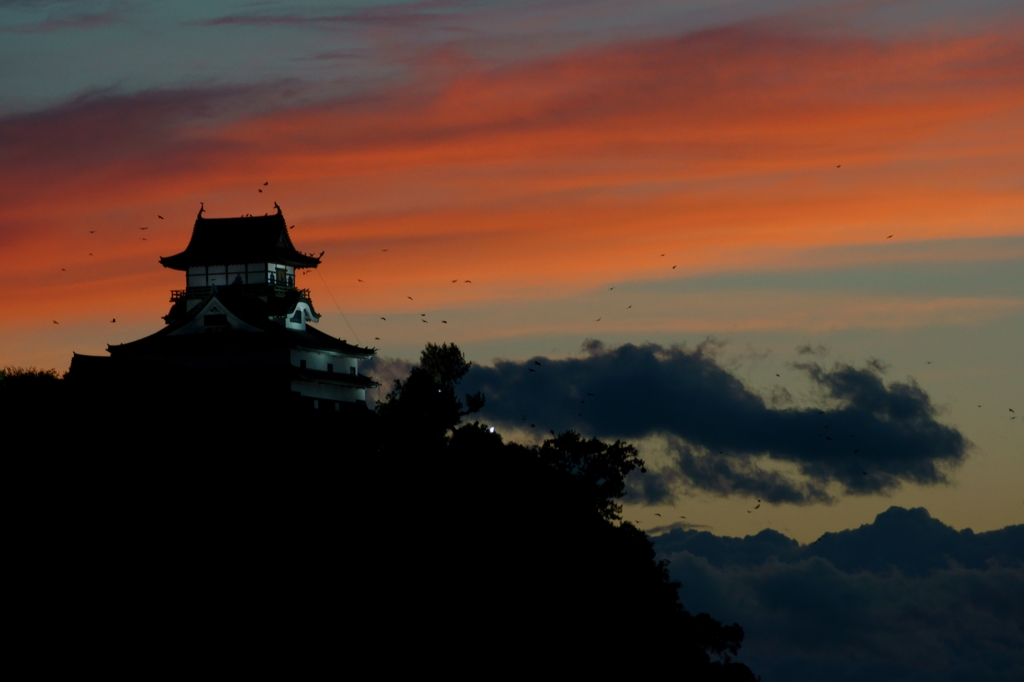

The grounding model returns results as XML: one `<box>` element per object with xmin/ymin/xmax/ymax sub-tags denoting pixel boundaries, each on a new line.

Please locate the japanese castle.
<box><xmin>69</xmin><ymin>205</ymin><xmax>377</xmax><ymax>411</ymax></box>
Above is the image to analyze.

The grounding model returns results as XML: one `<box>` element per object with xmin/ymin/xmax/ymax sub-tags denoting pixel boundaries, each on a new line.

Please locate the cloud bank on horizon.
<box><xmin>653</xmin><ymin>506</ymin><xmax>1024</xmax><ymax>681</ymax></box>
<box><xmin>460</xmin><ymin>340</ymin><xmax>969</xmax><ymax>504</ymax></box>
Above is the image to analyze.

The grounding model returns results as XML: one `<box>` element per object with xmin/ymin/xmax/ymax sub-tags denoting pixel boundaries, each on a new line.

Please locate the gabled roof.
<box><xmin>159</xmin><ymin>206</ymin><xmax>321</xmax><ymax>270</ymax></box>
<box><xmin>109</xmin><ymin>292</ymin><xmax>375</xmax><ymax>359</ymax></box>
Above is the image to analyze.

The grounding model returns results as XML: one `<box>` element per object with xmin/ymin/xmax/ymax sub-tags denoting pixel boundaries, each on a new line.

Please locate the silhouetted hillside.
<box><xmin>3</xmin><ymin>353</ymin><xmax>759</xmax><ymax>679</ymax></box>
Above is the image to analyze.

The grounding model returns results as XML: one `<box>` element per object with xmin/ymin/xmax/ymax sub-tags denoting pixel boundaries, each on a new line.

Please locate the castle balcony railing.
<box><xmin>171</xmin><ymin>285</ymin><xmax>311</xmax><ymax>303</ymax></box>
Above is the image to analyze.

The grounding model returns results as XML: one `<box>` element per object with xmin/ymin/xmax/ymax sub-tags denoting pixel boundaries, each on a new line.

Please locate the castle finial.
<box><xmin>198</xmin><ymin>202</ymin><xmax>205</xmax><ymax>218</ymax></box>
<box><xmin>274</xmin><ymin>201</ymin><xmax>281</xmax><ymax>213</ymax></box>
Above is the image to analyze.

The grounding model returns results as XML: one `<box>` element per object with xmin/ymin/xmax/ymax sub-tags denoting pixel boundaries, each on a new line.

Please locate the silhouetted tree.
<box><xmin>368</xmin><ymin>345</ymin><xmax>758</xmax><ymax>679</ymax></box>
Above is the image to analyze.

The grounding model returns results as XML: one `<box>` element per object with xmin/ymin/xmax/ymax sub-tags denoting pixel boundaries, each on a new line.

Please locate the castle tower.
<box><xmin>70</xmin><ymin>206</ymin><xmax>377</xmax><ymax>411</ymax></box>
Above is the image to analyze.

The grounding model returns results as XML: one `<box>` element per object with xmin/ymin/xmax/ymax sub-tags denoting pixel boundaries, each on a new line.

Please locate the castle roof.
<box><xmin>159</xmin><ymin>207</ymin><xmax>321</xmax><ymax>270</ymax></box>
<box><xmin>109</xmin><ymin>291</ymin><xmax>376</xmax><ymax>359</ymax></box>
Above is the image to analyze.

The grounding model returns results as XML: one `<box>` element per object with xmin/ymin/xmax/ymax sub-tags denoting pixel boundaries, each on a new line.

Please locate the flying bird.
<box><xmin>1010</xmin><ymin>408</ymin><xmax>1015</xmax><ymax>413</ymax></box>
<box><xmin>289</xmin><ymin>225</ymin><xmax>295</xmax><ymax>230</ymax></box>
<box><xmin>139</xmin><ymin>227</ymin><xmax>148</xmax><ymax>230</ymax></box>
<box><xmin>452</xmin><ymin>280</ymin><xmax>458</xmax><ymax>283</ymax></box>
<box><xmin>887</xmin><ymin>234</ymin><xmax>893</xmax><ymax>239</ymax></box>
<box><xmin>374</xmin><ymin>337</ymin><xmax>380</xmax><ymax>340</ymax></box>
<box><xmin>776</xmin><ymin>373</ymin><xmax>780</xmax><ymax>377</ymax></box>
<box><xmin>609</xmin><ymin>287</ymin><xmax>614</xmax><ymax>290</ymax></box>
<box><xmin>660</xmin><ymin>253</ymin><xmax>665</xmax><ymax>256</ymax></box>
<box><xmin>586</xmin><ymin>392</ymin><xmax>594</xmax><ymax>397</ymax></box>
<box><xmin>382</xmin><ymin>249</ymin><xmax>389</xmax><ymax>252</ymax></box>
<box><xmin>89</xmin><ymin>230</ymin><xmax>95</xmax><ymax>234</ymax></box>
<box><xmin>528</xmin><ymin>368</ymin><xmax>536</xmax><ymax>373</ymax></box>
<box><xmin>627</xmin><ymin>305</ymin><xmax>632</xmax><ymax>309</ymax></box>
<box><xmin>654</xmin><ymin>513</ymin><xmax>661</xmax><ymax>517</ymax></box>
<box><xmin>534</xmin><ymin>361</ymin><xmax>541</xmax><ymax>366</ymax></box>
<box><xmin>264</xmin><ymin>181</ymin><xmax>269</xmax><ymax>186</ymax></box>
<box><xmin>442</xmin><ymin>320</ymin><xmax>448</xmax><ymax>324</ymax></box>
<box><xmin>111</xmin><ymin>318</ymin><xmax>116</xmax><ymax>323</ymax></box>
<box><xmin>407</xmin><ymin>297</ymin><xmax>413</xmax><ymax>300</ymax></box>
<box><xmin>358</xmin><ymin>279</ymin><xmax>363</xmax><ymax>282</ymax></box>
<box><xmin>380</xmin><ymin>317</ymin><xmax>386</xmax><ymax>321</ymax></box>
<box><xmin>672</xmin><ymin>265</ymin><xmax>677</xmax><ymax>269</ymax></box>
<box><xmin>421</xmin><ymin>319</ymin><xmax>428</xmax><ymax>323</ymax></box>
<box><xmin>421</xmin><ymin>313</ymin><xmax>426</xmax><ymax>316</ymax></box>
<box><xmin>61</xmin><ymin>268</ymin><xmax>66</xmax><ymax>271</ymax></box>
<box><xmin>595</xmin><ymin>317</ymin><xmax>601</xmax><ymax>321</ymax></box>
<box><xmin>53</xmin><ymin>320</ymin><xmax>59</xmax><ymax>324</ymax></box>
<box><xmin>89</xmin><ymin>253</ymin><xmax>92</xmax><ymax>256</ymax></box>
<box><xmin>464</xmin><ymin>280</ymin><xmax>471</xmax><ymax>283</ymax></box>
<box><xmin>754</xmin><ymin>503</ymin><xmax>760</xmax><ymax>509</ymax></box>
<box><xmin>836</xmin><ymin>165</ymin><xmax>841</xmax><ymax>168</ymax></box>
<box><xmin>157</xmin><ymin>215</ymin><xmax>163</xmax><ymax>219</ymax></box>
<box><xmin>258</xmin><ymin>189</ymin><xmax>262</xmax><ymax>193</ymax></box>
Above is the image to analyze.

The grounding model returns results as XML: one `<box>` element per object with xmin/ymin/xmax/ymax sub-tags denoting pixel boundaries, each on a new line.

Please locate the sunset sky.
<box><xmin>2</xmin><ymin>0</ymin><xmax>1021</xmax><ymax>545</ymax></box>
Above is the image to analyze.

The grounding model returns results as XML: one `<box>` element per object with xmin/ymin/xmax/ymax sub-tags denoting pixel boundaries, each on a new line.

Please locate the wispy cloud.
<box><xmin>2</xmin><ymin>19</ymin><xmax>1023</xmax><ymax>360</ymax></box>
<box><xmin>0</xmin><ymin>0</ymin><xmax>125</xmax><ymax>34</ymax></box>
<box><xmin>198</xmin><ymin>0</ymin><xmax>470</xmax><ymax>29</ymax></box>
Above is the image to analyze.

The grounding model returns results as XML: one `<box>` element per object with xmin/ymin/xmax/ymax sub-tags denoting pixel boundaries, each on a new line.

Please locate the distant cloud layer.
<box><xmin>463</xmin><ymin>341</ymin><xmax>969</xmax><ymax>503</ymax></box>
<box><xmin>653</xmin><ymin>507</ymin><xmax>1024</xmax><ymax>681</ymax></box>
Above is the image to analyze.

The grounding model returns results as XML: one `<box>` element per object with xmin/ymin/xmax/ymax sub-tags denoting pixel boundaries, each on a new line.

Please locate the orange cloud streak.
<box><xmin>2</xmin><ymin>23</ymin><xmax>1023</xmax><ymax>359</ymax></box>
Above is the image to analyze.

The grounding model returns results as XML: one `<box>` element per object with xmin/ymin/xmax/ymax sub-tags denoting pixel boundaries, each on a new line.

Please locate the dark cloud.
<box><xmin>362</xmin><ymin>355</ymin><xmax>415</xmax><ymax>404</ymax></box>
<box><xmin>654</xmin><ymin>506</ymin><xmax>1024</xmax><ymax>575</ymax></box>
<box><xmin>653</xmin><ymin>508</ymin><xmax>1024</xmax><ymax>682</ymax></box>
<box><xmin>197</xmin><ymin>2</ymin><xmax>457</xmax><ymax>29</ymax></box>
<box><xmin>0</xmin><ymin>86</ymin><xmax>258</xmax><ymax>166</ymax></box>
<box><xmin>0</xmin><ymin>1</ymin><xmax>125</xmax><ymax>33</ymax></box>
<box><xmin>0</xmin><ymin>84</ymin><xmax>310</xmax><ymax>209</ymax></box>
<box><xmin>4</xmin><ymin>11</ymin><xmax>117</xmax><ymax>32</ymax></box>
<box><xmin>463</xmin><ymin>340</ymin><xmax>969</xmax><ymax>503</ymax></box>
<box><xmin>796</xmin><ymin>343</ymin><xmax>829</xmax><ymax>356</ymax></box>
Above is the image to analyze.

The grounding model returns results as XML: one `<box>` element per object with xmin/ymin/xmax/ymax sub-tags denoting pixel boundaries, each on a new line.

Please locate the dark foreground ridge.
<box><xmin>3</xmin><ymin>348</ymin><xmax>758</xmax><ymax>679</ymax></box>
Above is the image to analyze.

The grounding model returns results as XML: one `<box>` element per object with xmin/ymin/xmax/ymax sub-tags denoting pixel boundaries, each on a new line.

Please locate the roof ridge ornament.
<box><xmin>198</xmin><ymin>201</ymin><xmax>205</xmax><ymax>219</ymax></box>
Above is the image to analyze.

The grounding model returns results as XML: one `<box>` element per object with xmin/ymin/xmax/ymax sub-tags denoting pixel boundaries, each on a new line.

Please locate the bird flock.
<box><xmin>48</xmin><ymin>182</ymin><xmax>1018</xmax><ymax>530</ymax></box>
